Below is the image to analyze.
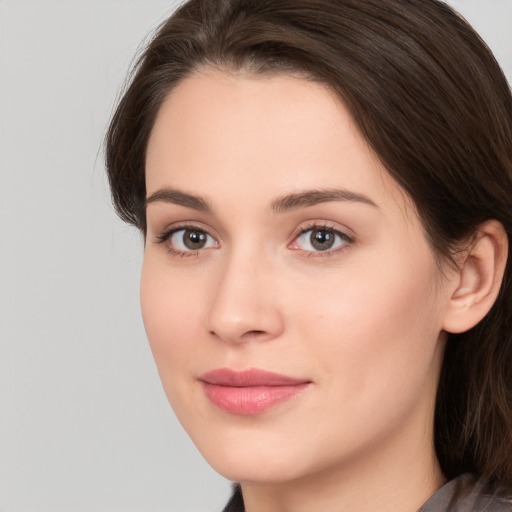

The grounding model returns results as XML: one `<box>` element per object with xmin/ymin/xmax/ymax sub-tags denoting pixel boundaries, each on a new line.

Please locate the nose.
<box><xmin>205</xmin><ymin>248</ymin><xmax>285</xmax><ymax>344</ymax></box>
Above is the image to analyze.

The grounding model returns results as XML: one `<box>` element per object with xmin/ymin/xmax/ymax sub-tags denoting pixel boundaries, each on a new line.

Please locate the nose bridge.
<box><xmin>206</xmin><ymin>242</ymin><xmax>283</xmax><ymax>344</ymax></box>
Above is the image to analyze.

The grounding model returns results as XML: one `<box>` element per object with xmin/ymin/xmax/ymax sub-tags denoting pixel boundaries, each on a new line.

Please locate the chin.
<box><xmin>186</xmin><ymin>423</ymin><xmax>309</xmax><ymax>483</ymax></box>
<box><xmin>207</xmin><ymin>451</ymin><xmax>306</xmax><ymax>484</ymax></box>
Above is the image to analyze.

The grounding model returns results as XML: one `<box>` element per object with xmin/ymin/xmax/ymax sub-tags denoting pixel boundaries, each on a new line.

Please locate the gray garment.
<box><xmin>223</xmin><ymin>474</ymin><xmax>512</xmax><ymax>511</ymax></box>
<box><xmin>419</xmin><ymin>474</ymin><xmax>512</xmax><ymax>512</ymax></box>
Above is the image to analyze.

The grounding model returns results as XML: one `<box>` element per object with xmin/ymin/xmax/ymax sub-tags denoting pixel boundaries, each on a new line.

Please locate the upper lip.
<box><xmin>199</xmin><ymin>368</ymin><xmax>310</xmax><ymax>387</ymax></box>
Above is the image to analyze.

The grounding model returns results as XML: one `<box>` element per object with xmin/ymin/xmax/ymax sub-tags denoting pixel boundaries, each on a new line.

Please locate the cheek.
<box><xmin>278</xmin><ymin>257</ymin><xmax>444</xmax><ymax>470</ymax></box>
<box><xmin>139</xmin><ymin>256</ymin><xmax>206</xmax><ymax>395</ymax></box>
<box><xmin>294</xmin><ymin>253</ymin><xmax>443</xmax><ymax>405</ymax></box>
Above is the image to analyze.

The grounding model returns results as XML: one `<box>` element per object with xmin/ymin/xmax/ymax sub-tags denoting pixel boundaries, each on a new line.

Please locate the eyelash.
<box><xmin>155</xmin><ymin>224</ymin><xmax>217</xmax><ymax>258</ymax></box>
<box><xmin>291</xmin><ymin>222</ymin><xmax>354</xmax><ymax>258</ymax></box>
<box><xmin>154</xmin><ymin>222</ymin><xmax>354</xmax><ymax>258</ymax></box>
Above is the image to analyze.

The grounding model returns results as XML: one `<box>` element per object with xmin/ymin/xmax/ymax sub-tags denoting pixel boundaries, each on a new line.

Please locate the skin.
<box><xmin>141</xmin><ymin>70</ymin><xmax>462</xmax><ymax>512</ymax></box>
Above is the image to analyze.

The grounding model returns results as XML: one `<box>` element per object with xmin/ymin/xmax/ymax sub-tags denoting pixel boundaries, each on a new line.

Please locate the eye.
<box><xmin>291</xmin><ymin>225</ymin><xmax>353</xmax><ymax>253</ymax></box>
<box><xmin>156</xmin><ymin>226</ymin><xmax>218</xmax><ymax>256</ymax></box>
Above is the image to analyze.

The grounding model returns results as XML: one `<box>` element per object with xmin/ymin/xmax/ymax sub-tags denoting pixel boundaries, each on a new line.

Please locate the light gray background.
<box><xmin>0</xmin><ymin>1</ymin><xmax>511</xmax><ymax>511</ymax></box>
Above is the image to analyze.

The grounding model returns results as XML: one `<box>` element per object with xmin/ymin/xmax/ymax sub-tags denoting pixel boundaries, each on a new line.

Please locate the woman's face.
<box><xmin>142</xmin><ymin>70</ymin><xmax>454</xmax><ymax>483</ymax></box>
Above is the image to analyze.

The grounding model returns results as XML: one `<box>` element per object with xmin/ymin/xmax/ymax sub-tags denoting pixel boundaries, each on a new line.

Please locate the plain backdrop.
<box><xmin>0</xmin><ymin>1</ymin><xmax>511</xmax><ymax>511</ymax></box>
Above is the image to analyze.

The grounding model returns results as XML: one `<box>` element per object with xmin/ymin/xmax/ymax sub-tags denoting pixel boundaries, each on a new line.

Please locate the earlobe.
<box><xmin>442</xmin><ymin>220</ymin><xmax>508</xmax><ymax>334</ymax></box>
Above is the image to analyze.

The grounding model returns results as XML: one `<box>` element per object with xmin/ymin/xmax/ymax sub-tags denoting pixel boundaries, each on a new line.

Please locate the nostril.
<box><xmin>209</xmin><ymin>329</ymin><xmax>268</xmax><ymax>342</ymax></box>
<box><xmin>206</xmin><ymin>304</ymin><xmax>285</xmax><ymax>344</ymax></box>
<box><xmin>209</xmin><ymin>330</ymin><xmax>265</xmax><ymax>337</ymax></box>
<box><xmin>242</xmin><ymin>330</ymin><xmax>267</xmax><ymax>339</ymax></box>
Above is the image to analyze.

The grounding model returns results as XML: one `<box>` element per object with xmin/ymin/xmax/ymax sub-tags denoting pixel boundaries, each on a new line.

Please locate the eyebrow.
<box><xmin>145</xmin><ymin>187</ymin><xmax>378</xmax><ymax>213</ymax></box>
<box><xmin>145</xmin><ymin>187</ymin><xmax>211</xmax><ymax>212</ymax></box>
<box><xmin>271</xmin><ymin>188</ymin><xmax>378</xmax><ymax>213</ymax></box>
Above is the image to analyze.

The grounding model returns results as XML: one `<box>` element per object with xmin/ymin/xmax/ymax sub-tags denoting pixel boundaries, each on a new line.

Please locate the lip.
<box><xmin>199</xmin><ymin>368</ymin><xmax>311</xmax><ymax>415</ymax></box>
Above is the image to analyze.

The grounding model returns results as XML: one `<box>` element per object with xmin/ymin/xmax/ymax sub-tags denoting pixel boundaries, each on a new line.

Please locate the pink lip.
<box><xmin>199</xmin><ymin>368</ymin><xmax>311</xmax><ymax>415</ymax></box>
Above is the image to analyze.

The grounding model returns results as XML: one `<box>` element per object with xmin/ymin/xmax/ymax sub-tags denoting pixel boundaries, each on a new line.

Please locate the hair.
<box><xmin>105</xmin><ymin>0</ymin><xmax>512</xmax><ymax>487</ymax></box>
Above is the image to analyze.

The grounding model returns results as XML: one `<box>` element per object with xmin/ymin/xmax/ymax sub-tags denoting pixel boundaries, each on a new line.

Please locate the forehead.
<box><xmin>145</xmin><ymin>69</ymin><xmax>412</xmax><ymax>216</ymax></box>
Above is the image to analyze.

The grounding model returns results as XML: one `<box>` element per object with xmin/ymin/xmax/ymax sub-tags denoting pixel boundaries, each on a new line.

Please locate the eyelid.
<box><xmin>153</xmin><ymin>220</ymin><xmax>219</xmax><ymax>241</ymax></box>
<box><xmin>151</xmin><ymin>219</ymin><xmax>354</xmax><ymax>258</ymax></box>
<box><xmin>288</xmin><ymin>221</ymin><xmax>355</xmax><ymax>256</ymax></box>
<box><xmin>153</xmin><ymin>222</ymin><xmax>220</xmax><ymax>256</ymax></box>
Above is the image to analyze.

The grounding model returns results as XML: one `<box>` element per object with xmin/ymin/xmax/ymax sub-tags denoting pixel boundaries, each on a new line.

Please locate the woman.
<box><xmin>105</xmin><ymin>0</ymin><xmax>512</xmax><ymax>510</ymax></box>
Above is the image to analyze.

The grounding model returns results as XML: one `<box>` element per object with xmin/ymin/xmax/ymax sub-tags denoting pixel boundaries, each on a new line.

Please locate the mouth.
<box><xmin>198</xmin><ymin>368</ymin><xmax>312</xmax><ymax>415</ymax></box>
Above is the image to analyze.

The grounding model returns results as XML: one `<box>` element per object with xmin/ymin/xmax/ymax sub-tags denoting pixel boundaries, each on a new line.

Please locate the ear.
<box><xmin>442</xmin><ymin>220</ymin><xmax>508</xmax><ymax>334</ymax></box>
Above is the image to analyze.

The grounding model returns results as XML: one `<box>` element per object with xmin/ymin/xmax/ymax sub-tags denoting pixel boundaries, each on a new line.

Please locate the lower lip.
<box><xmin>201</xmin><ymin>382</ymin><xmax>310</xmax><ymax>415</ymax></box>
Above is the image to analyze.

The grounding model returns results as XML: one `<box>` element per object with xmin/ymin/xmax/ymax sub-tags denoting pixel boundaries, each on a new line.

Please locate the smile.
<box><xmin>199</xmin><ymin>368</ymin><xmax>312</xmax><ymax>415</ymax></box>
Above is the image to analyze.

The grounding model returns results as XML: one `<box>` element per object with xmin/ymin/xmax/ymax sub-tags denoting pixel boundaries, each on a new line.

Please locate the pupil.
<box><xmin>311</xmin><ymin>230</ymin><xmax>334</xmax><ymax>251</ymax></box>
<box><xmin>184</xmin><ymin>230</ymin><xmax>207</xmax><ymax>249</ymax></box>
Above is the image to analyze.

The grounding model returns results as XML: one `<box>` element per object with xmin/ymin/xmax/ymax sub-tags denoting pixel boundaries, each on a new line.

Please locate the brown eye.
<box><xmin>183</xmin><ymin>229</ymin><xmax>208</xmax><ymax>250</ymax></box>
<box><xmin>292</xmin><ymin>225</ymin><xmax>352</xmax><ymax>254</ymax></box>
<box><xmin>310</xmin><ymin>229</ymin><xmax>335</xmax><ymax>251</ymax></box>
<box><xmin>167</xmin><ymin>228</ymin><xmax>217</xmax><ymax>253</ymax></box>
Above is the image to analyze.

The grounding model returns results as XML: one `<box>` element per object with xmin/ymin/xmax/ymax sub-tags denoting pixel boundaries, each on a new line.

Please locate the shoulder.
<box><xmin>419</xmin><ymin>474</ymin><xmax>512</xmax><ymax>512</ymax></box>
<box><xmin>222</xmin><ymin>476</ymin><xmax>512</xmax><ymax>512</ymax></box>
<box><xmin>473</xmin><ymin>479</ymin><xmax>512</xmax><ymax>512</ymax></box>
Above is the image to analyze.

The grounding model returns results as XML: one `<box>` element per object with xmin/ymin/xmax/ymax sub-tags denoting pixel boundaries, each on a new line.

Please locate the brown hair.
<box><xmin>105</xmin><ymin>0</ymin><xmax>512</xmax><ymax>486</ymax></box>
